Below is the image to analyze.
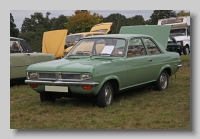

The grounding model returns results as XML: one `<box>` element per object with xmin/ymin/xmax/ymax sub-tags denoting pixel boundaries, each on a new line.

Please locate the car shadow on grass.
<box><xmin>45</xmin><ymin>85</ymin><xmax>156</xmax><ymax>108</ymax></box>
<box><xmin>10</xmin><ymin>80</ymin><xmax>27</xmax><ymax>87</ymax></box>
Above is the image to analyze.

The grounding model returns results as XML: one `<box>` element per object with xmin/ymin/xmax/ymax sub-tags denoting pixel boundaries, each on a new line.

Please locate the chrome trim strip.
<box><xmin>178</xmin><ymin>64</ymin><xmax>182</xmax><ymax>68</ymax></box>
<box><xmin>25</xmin><ymin>80</ymin><xmax>99</xmax><ymax>86</ymax></box>
<box><xmin>58</xmin><ymin>79</ymin><xmax>82</xmax><ymax>82</ymax></box>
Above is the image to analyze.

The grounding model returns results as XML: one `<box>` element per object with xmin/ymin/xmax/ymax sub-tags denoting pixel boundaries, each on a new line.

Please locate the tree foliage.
<box><xmin>63</xmin><ymin>10</ymin><xmax>103</xmax><ymax>34</ymax></box>
<box><xmin>127</xmin><ymin>15</ymin><xmax>146</xmax><ymax>25</ymax></box>
<box><xmin>12</xmin><ymin>10</ymin><xmax>184</xmax><ymax>52</ymax></box>
<box><xmin>19</xmin><ymin>12</ymin><xmax>52</xmax><ymax>52</ymax></box>
<box><xmin>51</xmin><ymin>15</ymin><xmax>68</xmax><ymax>30</ymax></box>
<box><xmin>149</xmin><ymin>10</ymin><xmax>177</xmax><ymax>25</ymax></box>
<box><xmin>10</xmin><ymin>13</ymin><xmax>19</xmax><ymax>37</ymax></box>
<box><xmin>103</xmin><ymin>13</ymin><xmax>128</xmax><ymax>34</ymax></box>
<box><xmin>177</xmin><ymin>10</ymin><xmax>190</xmax><ymax>17</ymax></box>
<box><xmin>21</xmin><ymin>12</ymin><xmax>51</xmax><ymax>33</ymax></box>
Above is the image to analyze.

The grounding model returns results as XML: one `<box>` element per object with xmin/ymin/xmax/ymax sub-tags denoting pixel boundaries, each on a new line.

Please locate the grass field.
<box><xmin>10</xmin><ymin>55</ymin><xmax>190</xmax><ymax>129</ymax></box>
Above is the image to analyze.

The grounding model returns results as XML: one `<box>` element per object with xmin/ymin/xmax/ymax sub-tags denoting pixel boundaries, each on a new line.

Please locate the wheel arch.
<box><xmin>98</xmin><ymin>76</ymin><xmax>120</xmax><ymax>95</ymax></box>
<box><xmin>157</xmin><ymin>65</ymin><xmax>171</xmax><ymax>79</ymax></box>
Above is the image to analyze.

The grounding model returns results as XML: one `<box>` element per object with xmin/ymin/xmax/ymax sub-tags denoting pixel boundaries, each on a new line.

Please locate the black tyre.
<box><xmin>154</xmin><ymin>70</ymin><xmax>169</xmax><ymax>91</ymax></box>
<box><xmin>97</xmin><ymin>82</ymin><xmax>113</xmax><ymax>108</ymax></box>
<box><xmin>177</xmin><ymin>50</ymin><xmax>181</xmax><ymax>56</ymax></box>
<box><xmin>40</xmin><ymin>93</ymin><xmax>56</xmax><ymax>102</ymax></box>
<box><xmin>183</xmin><ymin>46</ymin><xmax>190</xmax><ymax>55</ymax></box>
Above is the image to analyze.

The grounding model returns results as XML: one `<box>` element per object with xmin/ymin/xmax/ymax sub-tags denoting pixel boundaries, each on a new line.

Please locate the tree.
<box><xmin>10</xmin><ymin>13</ymin><xmax>19</xmax><ymax>37</ymax></box>
<box><xmin>103</xmin><ymin>13</ymin><xmax>128</xmax><ymax>34</ymax></box>
<box><xmin>127</xmin><ymin>15</ymin><xmax>146</xmax><ymax>26</ymax></box>
<box><xmin>149</xmin><ymin>10</ymin><xmax>177</xmax><ymax>25</ymax></box>
<box><xmin>51</xmin><ymin>15</ymin><xmax>68</xmax><ymax>30</ymax></box>
<box><xmin>177</xmin><ymin>10</ymin><xmax>190</xmax><ymax>17</ymax></box>
<box><xmin>19</xmin><ymin>12</ymin><xmax>52</xmax><ymax>52</ymax></box>
<box><xmin>63</xmin><ymin>10</ymin><xmax>103</xmax><ymax>33</ymax></box>
<box><xmin>21</xmin><ymin>12</ymin><xmax>51</xmax><ymax>33</ymax></box>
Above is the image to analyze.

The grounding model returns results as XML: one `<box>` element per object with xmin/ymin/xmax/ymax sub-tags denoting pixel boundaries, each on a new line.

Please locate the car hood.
<box><xmin>172</xmin><ymin>36</ymin><xmax>190</xmax><ymax>41</ymax></box>
<box><xmin>90</xmin><ymin>22</ymin><xmax>113</xmax><ymax>34</ymax></box>
<box><xmin>119</xmin><ymin>25</ymin><xmax>171</xmax><ymax>49</ymax></box>
<box><xmin>27</xmin><ymin>57</ymin><xmax>114</xmax><ymax>72</ymax></box>
<box><xmin>42</xmin><ymin>29</ymin><xmax>68</xmax><ymax>58</ymax></box>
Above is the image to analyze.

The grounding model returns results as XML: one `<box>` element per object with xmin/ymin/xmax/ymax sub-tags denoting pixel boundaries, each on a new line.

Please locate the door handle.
<box><xmin>147</xmin><ymin>58</ymin><xmax>152</xmax><ymax>61</ymax></box>
<box><xmin>25</xmin><ymin>53</ymin><xmax>30</xmax><ymax>56</ymax></box>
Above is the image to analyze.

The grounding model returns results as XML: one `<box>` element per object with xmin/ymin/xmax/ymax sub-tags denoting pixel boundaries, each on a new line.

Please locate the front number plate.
<box><xmin>45</xmin><ymin>86</ymin><xmax>68</xmax><ymax>93</ymax></box>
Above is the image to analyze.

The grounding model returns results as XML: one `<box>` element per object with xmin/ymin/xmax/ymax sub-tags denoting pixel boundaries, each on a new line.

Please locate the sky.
<box><xmin>10</xmin><ymin>10</ymin><xmax>188</xmax><ymax>31</ymax></box>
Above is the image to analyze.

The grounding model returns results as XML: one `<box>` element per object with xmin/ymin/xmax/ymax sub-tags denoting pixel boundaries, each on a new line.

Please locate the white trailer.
<box><xmin>158</xmin><ymin>16</ymin><xmax>190</xmax><ymax>55</ymax></box>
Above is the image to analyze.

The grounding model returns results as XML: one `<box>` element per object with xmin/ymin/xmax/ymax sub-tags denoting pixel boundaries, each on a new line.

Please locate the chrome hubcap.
<box><xmin>160</xmin><ymin>73</ymin><xmax>167</xmax><ymax>89</ymax></box>
<box><xmin>186</xmin><ymin>48</ymin><xmax>189</xmax><ymax>54</ymax></box>
<box><xmin>105</xmin><ymin>85</ymin><xmax>112</xmax><ymax>104</ymax></box>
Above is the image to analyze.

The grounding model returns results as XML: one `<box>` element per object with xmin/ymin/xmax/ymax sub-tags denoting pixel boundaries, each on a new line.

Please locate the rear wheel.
<box><xmin>97</xmin><ymin>82</ymin><xmax>113</xmax><ymax>108</ymax></box>
<box><xmin>154</xmin><ymin>70</ymin><xmax>169</xmax><ymax>91</ymax></box>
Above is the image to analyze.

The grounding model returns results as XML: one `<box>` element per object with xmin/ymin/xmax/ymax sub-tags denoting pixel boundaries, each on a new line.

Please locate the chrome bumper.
<box><xmin>178</xmin><ymin>64</ymin><xmax>182</xmax><ymax>68</ymax></box>
<box><xmin>25</xmin><ymin>80</ymin><xmax>99</xmax><ymax>86</ymax></box>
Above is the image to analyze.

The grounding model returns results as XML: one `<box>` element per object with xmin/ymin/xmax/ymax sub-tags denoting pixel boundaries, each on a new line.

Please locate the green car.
<box><xmin>25</xmin><ymin>25</ymin><xmax>182</xmax><ymax>108</ymax></box>
<box><xmin>10</xmin><ymin>37</ymin><xmax>55</xmax><ymax>82</ymax></box>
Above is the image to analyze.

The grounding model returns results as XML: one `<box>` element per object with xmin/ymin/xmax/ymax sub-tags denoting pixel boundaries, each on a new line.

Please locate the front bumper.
<box><xmin>178</xmin><ymin>63</ymin><xmax>182</xmax><ymax>68</ymax></box>
<box><xmin>25</xmin><ymin>80</ymin><xmax>99</xmax><ymax>86</ymax></box>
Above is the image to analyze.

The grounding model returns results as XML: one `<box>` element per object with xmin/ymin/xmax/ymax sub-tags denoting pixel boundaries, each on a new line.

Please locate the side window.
<box><xmin>142</xmin><ymin>38</ymin><xmax>161</xmax><ymax>55</ymax></box>
<box><xmin>10</xmin><ymin>40</ymin><xmax>21</xmax><ymax>53</ymax></box>
<box><xmin>127</xmin><ymin>38</ymin><xmax>147</xmax><ymax>58</ymax></box>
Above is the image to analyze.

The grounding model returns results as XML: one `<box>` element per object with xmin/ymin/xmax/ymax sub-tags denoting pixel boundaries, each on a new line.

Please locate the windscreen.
<box><xmin>67</xmin><ymin>38</ymin><xmax>126</xmax><ymax>57</ymax></box>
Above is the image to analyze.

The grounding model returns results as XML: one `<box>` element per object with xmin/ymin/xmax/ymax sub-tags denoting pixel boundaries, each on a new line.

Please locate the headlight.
<box><xmin>81</xmin><ymin>73</ymin><xmax>92</xmax><ymax>82</ymax></box>
<box><xmin>27</xmin><ymin>72</ymin><xmax>38</xmax><ymax>79</ymax></box>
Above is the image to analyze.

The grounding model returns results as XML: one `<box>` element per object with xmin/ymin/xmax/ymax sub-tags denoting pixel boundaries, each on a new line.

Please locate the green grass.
<box><xmin>10</xmin><ymin>55</ymin><xmax>190</xmax><ymax>129</ymax></box>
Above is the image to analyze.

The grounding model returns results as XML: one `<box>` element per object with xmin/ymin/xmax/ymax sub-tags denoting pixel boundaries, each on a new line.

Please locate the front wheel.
<box><xmin>97</xmin><ymin>82</ymin><xmax>113</xmax><ymax>108</ymax></box>
<box><xmin>154</xmin><ymin>70</ymin><xmax>169</xmax><ymax>91</ymax></box>
<box><xmin>183</xmin><ymin>46</ymin><xmax>190</xmax><ymax>55</ymax></box>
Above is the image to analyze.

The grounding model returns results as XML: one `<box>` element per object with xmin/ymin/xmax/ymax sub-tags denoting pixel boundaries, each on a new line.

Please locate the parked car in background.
<box><xmin>119</xmin><ymin>25</ymin><xmax>183</xmax><ymax>55</ymax></box>
<box><xmin>10</xmin><ymin>37</ymin><xmax>55</xmax><ymax>82</ymax></box>
<box><xmin>65</xmin><ymin>22</ymin><xmax>113</xmax><ymax>52</ymax></box>
<box><xmin>42</xmin><ymin>23</ymin><xmax>113</xmax><ymax>59</ymax></box>
<box><xmin>25</xmin><ymin>25</ymin><xmax>182</xmax><ymax>108</ymax></box>
<box><xmin>42</xmin><ymin>29</ymin><xmax>68</xmax><ymax>59</ymax></box>
<box><xmin>158</xmin><ymin>16</ymin><xmax>190</xmax><ymax>55</ymax></box>
<box><xmin>166</xmin><ymin>35</ymin><xmax>183</xmax><ymax>56</ymax></box>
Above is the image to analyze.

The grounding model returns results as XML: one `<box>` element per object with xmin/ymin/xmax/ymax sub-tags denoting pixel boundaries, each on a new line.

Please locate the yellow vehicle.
<box><xmin>65</xmin><ymin>22</ymin><xmax>113</xmax><ymax>53</ymax></box>
<box><xmin>42</xmin><ymin>29</ymin><xmax>68</xmax><ymax>59</ymax></box>
<box><xmin>42</xmin><ymin>22</ymin><xmax>112</xmax><ymax>58</ymax></box>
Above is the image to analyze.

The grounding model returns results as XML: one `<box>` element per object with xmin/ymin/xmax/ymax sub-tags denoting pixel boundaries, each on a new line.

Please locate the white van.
<box><xmin>158</xmin><ymin>16</ymin><xmax>190</xmax><ymax>55</ymax></box>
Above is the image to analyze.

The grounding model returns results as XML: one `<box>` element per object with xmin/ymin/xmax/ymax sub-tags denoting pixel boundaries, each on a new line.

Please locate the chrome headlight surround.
<box><xmin>27</xmin><ymin>72</ymin><xmax>39</xmax><ymax>80</ymax></box>
<box><xmin>80</xmin><ymin>73</ymin><xmax>92</xmax><ymax>82</ymax></box>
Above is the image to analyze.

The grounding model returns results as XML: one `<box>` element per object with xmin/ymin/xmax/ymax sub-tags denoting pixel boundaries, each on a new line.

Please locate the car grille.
<box><xmin>39</xmin><ymin>73</ymin><xmax>56</xmax><ymax>80</ymax></box>
<box><xmin>61</xmin><ymin>73</ymin><xmax>80</xmax><ymax>80</ymax></box>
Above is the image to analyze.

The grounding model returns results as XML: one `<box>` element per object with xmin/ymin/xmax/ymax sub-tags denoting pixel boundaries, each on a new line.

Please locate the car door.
<box><xmin>141</xmin><ymin>37</ymin><xmax>167</xmax><ymax>81</ymax></box>
<box><xmin>10</xmin><ymin>39</ymin><xmax>32</xmax><ymax>79</ymax></box>
<box><xmin>125</xmin><ymin>37</ymin><xmax>153</xmax><ymax>86</ymax></box>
